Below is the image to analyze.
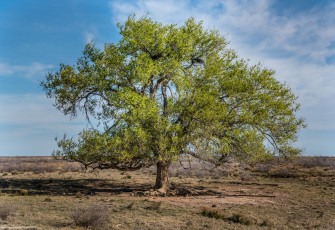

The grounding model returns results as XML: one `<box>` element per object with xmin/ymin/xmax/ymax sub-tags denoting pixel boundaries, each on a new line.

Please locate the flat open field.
<box><xmin>0</xmin><ymin>157</ymin><xmax>335</xmax><ymax>229</ymax></box>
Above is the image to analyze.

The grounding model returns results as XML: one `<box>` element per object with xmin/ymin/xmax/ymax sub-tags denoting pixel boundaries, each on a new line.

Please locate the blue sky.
<box><xmin>0</xmin><ymin>0</ymin><xmax>335</xmax><ymax>156</ymax></box>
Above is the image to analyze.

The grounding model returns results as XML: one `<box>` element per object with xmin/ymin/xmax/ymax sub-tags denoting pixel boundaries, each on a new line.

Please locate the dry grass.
<box><xmin>70</xmin><ymin>203</ymin><xmax>110</xmax><ymax>229</ymax></box>
<box><xmin>0</xmin><ymin>156</ymin><xmax>334</xmax><ymax>229</ymax></box>
<box><xmin>201</xmin><ymin>207</ymin><xmax>226</xmax><ymax>219</ymax></box>
<box><xmin>0</xmin><ymin>202</ymin><xmax>16</xmax><ymax>221</ymax></box>
<box><xmin>0</xmin><ymin>156</ymin><xmax>82</xmax><ymax>174</ymax></box>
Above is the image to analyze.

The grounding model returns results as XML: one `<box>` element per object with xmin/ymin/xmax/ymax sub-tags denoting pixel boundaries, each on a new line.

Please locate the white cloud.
<box><xmin>215</xmin><ymin>0</ymin><xmax>335</xmax><ymax>63</ymax></box>
<box><xmin>0</xmin><ymin>62</ymin><xmax>54</xmax><ymax>78</ymax></box>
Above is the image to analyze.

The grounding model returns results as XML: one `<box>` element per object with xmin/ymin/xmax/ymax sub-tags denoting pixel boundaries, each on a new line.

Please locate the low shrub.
<box><xmin>44</xmin><ymin>197</ymin><xmax>52</xmax><ymax>202</ymax></box>
<box><xmin>295</xmin><ymin>157</ymin><xmax>335</xmax><ymax>169</ymax></box>
<box><xmin>240</xmin><ymin>172</ymin><xmax>253</xmax><ymax>181</ymax></box>
<box><xmin>0</xmin><ymin>157</ymin><xmax>83</xmax><ymax>173</ymax></box>
<box><xmin>125</xmin><ymin>201</ymin><xmax>135</xmax><ymax>209</ymax></box>
<box><xmin>75</xmin><ymin>192</ymin><xmax>82</xmax><ymax>198</ymax></box>
<box><xmin>20</xmin><ymin>190</ymin><xmax>29</xmax><ymax>196</ymax></box>
<box><xmin>70</xmin><ymin>204</ymin><xmax>109</xmax><ymax>229</ymax></box>
<box><xmin>228</xmin><ymin>212</ymin><xmax>252</xmax><ymax>225</ymax></box>
<box><xmin>150</xmin><ymin>201</ymin><xmax>162</xmax><ymax>211</ymax></box>
<box><xmin>0</xmin><ymin>202</ymin><xmax>16</xmax><ymax>221</ymax></box>
<box><xmin>260</xmin><ymin>220</ymin><xmax>269</xmax><ymax>226</ymax></box>
<box><xmin>201</xmin><ymin>208</ymin><xmax>253</xmax><ymax>226</ymax></box>
<box><xmin>201</xmin><ymin>207</ymin><xmax>225</xmax><ymax>220</ymax></box>
<box><xmin>252</xmin><ymin>163</ymin><xmax>273</xmax><ymax>173</ymax></box>
<box><xmin>269</xmin><ymin>166</ymin><xmax>299</xmax><ymax>178</ymax></box>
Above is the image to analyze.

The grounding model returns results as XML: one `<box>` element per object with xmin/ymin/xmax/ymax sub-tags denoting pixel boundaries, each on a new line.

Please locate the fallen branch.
<box><xmin>219</xmin><ymin>194</ymin><xmax>276</xmax><ymax>198</ymax></box>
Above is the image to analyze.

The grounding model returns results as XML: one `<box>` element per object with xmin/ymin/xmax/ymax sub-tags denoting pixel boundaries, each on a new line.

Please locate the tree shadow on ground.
<box><xmin>0</xmin><ymin>177</ymin><xmax>227</xmax><ymax>197</ymax></box>
<box><xmin>0</xmin><ymin>177</ymin><xmax>282</xmax><ymax>197</ymax></box>
<box><xmin>0</xmin><ymin>178</ymin><xmax>150</xmax><ymax>196</ymax></box>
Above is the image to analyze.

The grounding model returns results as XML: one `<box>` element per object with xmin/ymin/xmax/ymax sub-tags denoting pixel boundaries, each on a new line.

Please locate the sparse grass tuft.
<box><xmin>145</xmin><ymin>201</ymin><xmax>162</xmax><ymax>211</ymax></box>
<box><xmin>20</xmin><ymin>189</ymin><xmax>29</xmax><ymax>196</ymax></box>
<box><xmin>70</xmin><ymin>203</ymin><xmax>109</xmax><ymax>229</ymax></box>
<box><xmin>44</xmin><ymin>197</ymin><xmax>52</xmax><ymax>202</ymax></box>
<box><xmin>201</xmin><ymin>208</ymin><xmax>253</xmax><ymax>226</ymax></box>
<box><xmin>260</xmin><ymin>220</ymin><xmax>269</xmax><ymax>226</ymax></box>
<box><xmin>150</xmin><ymin>201</ymin><xmax>162</xmax><ymax>210</ymax></box>
<box><xmin>125</xmin><ymin>201</ymin><xmax>135</xmax><ymax>209</ymax></box>
<box><xmin>75</xmin><ymin>192</ymin><xmax>82</xmax><ymax>198</ymax></box>
<box><xmin>0</xmin><ymin>202</ymin><xmax>16</xmax><ymax>221</ymax></box>
<box><xmin>228</xmin><ymin>212</ymin><xmax>252</xmax><ymax>225</ymax></box>
<box><xmin>268</xmin><ymin>166</ymin><xmax>299</xmax><ymax>178</ymax></box>
<box><xmin>240</xmin><ymin>172</ymin><xmax>252</xmax><ymax>181</ymax></box>
<box><xmin>201</xmin><ymin>207</ymin><xmax>226</xmax><ymax>220</ymax></box>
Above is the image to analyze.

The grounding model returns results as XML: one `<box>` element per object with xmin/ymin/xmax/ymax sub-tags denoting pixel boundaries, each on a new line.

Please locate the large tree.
<box><xmin>41</xmin><ymin>15</ymin><xmax>305</xmax><ymax>193</ymax></box>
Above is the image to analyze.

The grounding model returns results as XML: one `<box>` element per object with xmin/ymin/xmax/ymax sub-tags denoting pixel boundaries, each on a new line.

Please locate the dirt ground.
<box><xmin>0</xmin><ymin>157</ymin><xmax>335</xmax><ymax>229</ymax></box>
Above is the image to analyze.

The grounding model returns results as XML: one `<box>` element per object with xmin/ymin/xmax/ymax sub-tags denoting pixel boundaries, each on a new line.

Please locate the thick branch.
<box><xmin>125</xmin><ymin>76</ymin><xmax>140</xmax><ymax>94</ymax></box>
<box><xmin>93</xmin><ymin>159</ymin><xmax>153</xmax><ymax>171</ymax></box>
<box><xmin>255</xmin><ymin>126</ymin><xmax>280</xmax><ymax>151</ymax></box>
<box><xmin>185</xmin><ymin>151</ymin><xmax>222</xmax><ymax>166</ymax></box>
<box><xmin>150</xmin><ymin>75</ymin><xmax>167</xmax><ymax>98</ymax></box>
<box><xmin>162</xmin><ymin>83</ymin><xmax>168</xmax><ymax>117</ymax></box>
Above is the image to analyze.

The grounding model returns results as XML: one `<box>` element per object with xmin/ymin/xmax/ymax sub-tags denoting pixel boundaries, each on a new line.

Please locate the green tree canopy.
<box><xmin>41</xmin><ymin>15</ymin><xmax>305</xmax><ymax>193</ymax></box>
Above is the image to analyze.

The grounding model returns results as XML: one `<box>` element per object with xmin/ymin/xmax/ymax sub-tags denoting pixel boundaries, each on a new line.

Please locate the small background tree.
<box><xmin>41</xmin><ymin>15</ymin><xmax>305</xmax><ymax>193</ymax></box>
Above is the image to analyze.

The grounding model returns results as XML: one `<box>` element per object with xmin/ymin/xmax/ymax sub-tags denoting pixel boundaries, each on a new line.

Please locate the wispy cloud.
<box><xmin>261</xmin><ymin>57</ymin><xmax>335</xmax><ymax>130</ymax></box>
<box><xmin>0</xmin><ymin>94</ymin><xmax>86</xmax><ymax>126</ymax></box>
<box><xmin>83</xmin><ymin>31</ymin><xmax>96</xmax><ymax>44</ymax></box>
<box><xmin>0</xmin><ymin>62</ymin><xmax>54</xmax><ymax>78</ymax></box>
<box><xmin>216</xmin><ymin>0</ymin><xmax>335</xmax><ymax>63</ymax></box>
<box><xmin>109</xmin><ymin>0</ymin><xmax>220</xmax><ymax>26</ymax></box>
<box><xmin>0</xmin><ymin>94</ymin><xmax>86</xmax><ymax>155</ymax></box>
<box><xmin>82</xmin><ymin>30</ymin><xmax>105</xmax><ymax>49</ymax></box>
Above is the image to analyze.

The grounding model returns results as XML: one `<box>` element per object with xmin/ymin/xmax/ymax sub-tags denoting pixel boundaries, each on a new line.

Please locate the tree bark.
<box><xmin>154</xmin><ymin>161</ymin><xmax>170</xmax><ymax>194</ymax></box>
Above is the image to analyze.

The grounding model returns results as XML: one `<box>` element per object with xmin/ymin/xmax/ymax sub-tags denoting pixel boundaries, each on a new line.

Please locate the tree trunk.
<box><xmin>154</xmin><ymin>161</ymin><xmax>170</xmax><ymax>194</ymax></box>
